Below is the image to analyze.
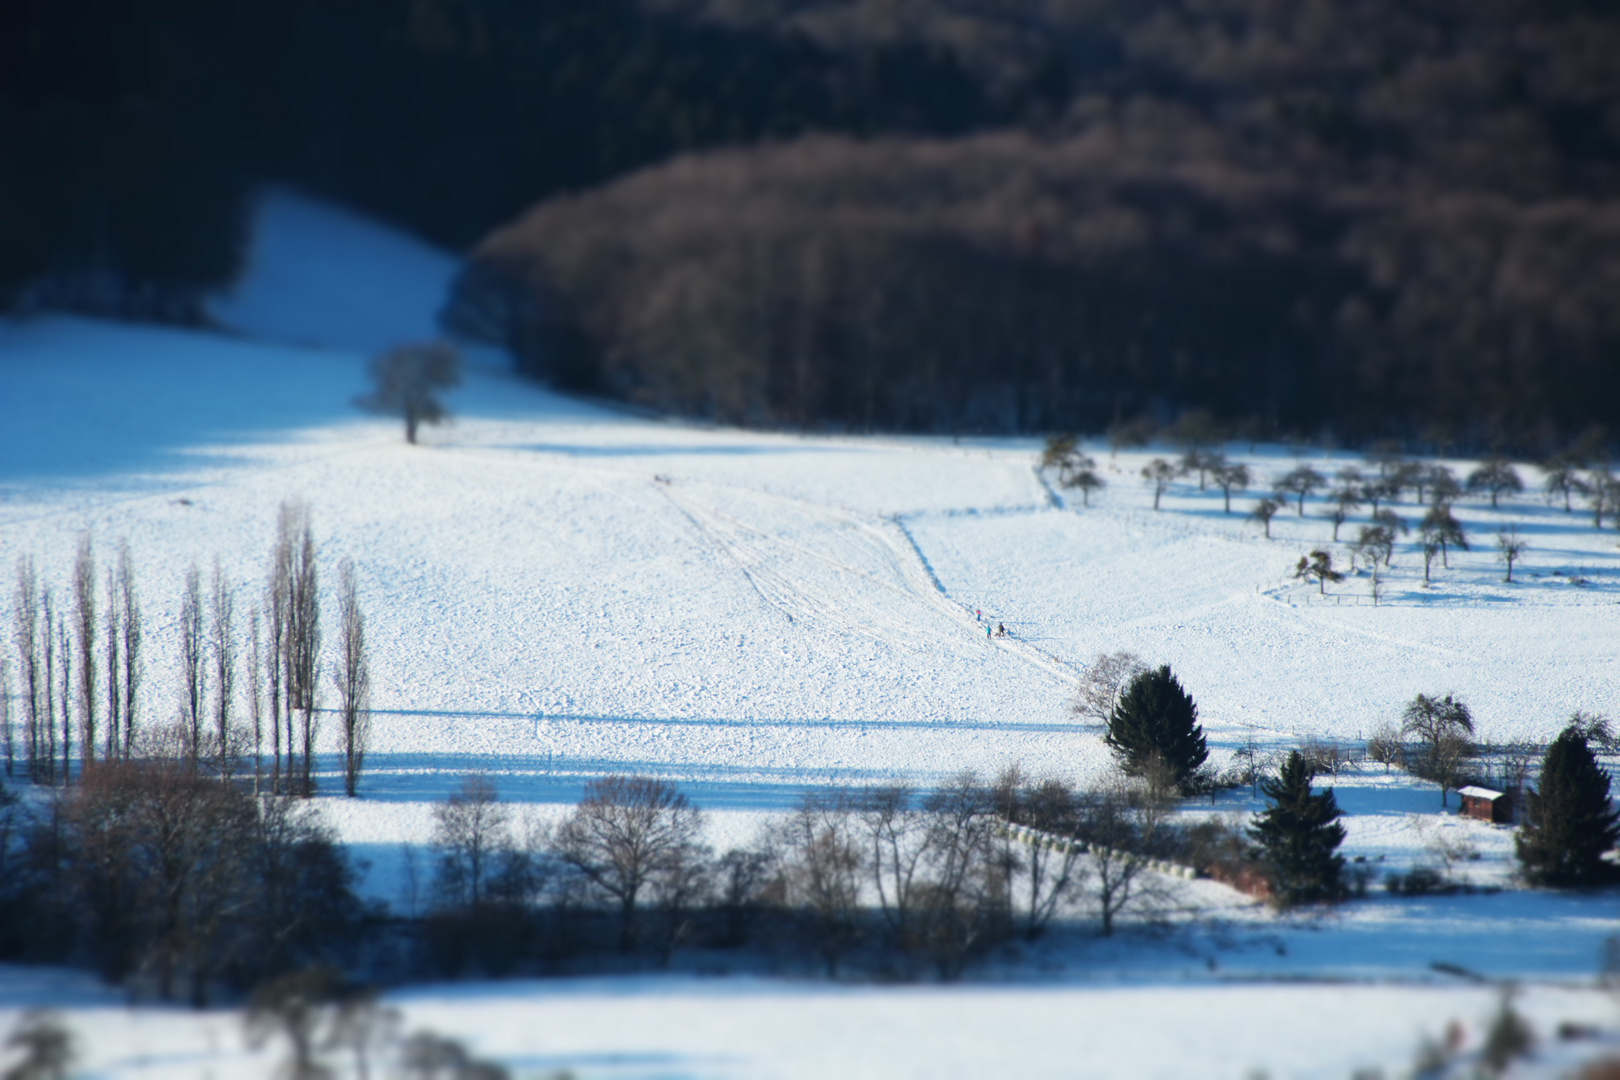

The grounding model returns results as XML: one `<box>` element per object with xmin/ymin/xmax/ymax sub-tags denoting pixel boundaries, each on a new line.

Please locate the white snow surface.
<box><xmin>3</xmin><ymin>190</ymin><xmax>1620</xmax><ymax>1077</ymax></box>
<box><xmin>3</xmin><ymin>976</ymin><xmax>1619</xmax><ymax>1080</ymax></box>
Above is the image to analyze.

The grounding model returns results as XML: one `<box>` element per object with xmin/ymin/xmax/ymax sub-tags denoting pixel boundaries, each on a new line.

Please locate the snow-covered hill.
<box><xmin>3</xmin><ymin>189</ymin><xmax>1618</xmax><ymax>1078</ymax></box>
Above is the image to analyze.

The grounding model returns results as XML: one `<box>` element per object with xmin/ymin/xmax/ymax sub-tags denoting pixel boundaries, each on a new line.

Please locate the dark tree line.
<box><xmin>462</xmin><ymin>123</ymin><xmax>1620</xmax><ymax>447</ymax></box>
<box><xmin>0</xmin><ymin>755</ymin><xmax>362</xmax><ymax>1005</ymax></box>
<box><xmin>7</xmin><ymin>1</ymin><xmax>1616</xmax><ymax>448</ymax></box>
<box><xmin>0</xmin><ymin>0</ymin><xmax>993</xmax><ymax>319</ymax></box>
<box><xmin>413</xmin><ymin>767</ymin><xmax>1217</xmax><ymax>981</ymax></box>
<box><xmin>450</xmin><ymin>0</ymin><xmax>1619</xmax><ymax>447</ymax></box>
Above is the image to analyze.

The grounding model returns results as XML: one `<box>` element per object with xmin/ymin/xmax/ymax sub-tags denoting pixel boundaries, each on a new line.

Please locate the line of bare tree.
<box><xmin>3</xmin><ymin>499</ymin><xmax>370</xmax><ymax>800</ymax></box>
<box><xmin>416</xmin><ymin>766</ymin><xmax>1211</xmax><ymax>981</ymax></box>
<box><xmin>8</xmin><ymin>542</ymin><xmax>141</xmax><ymax>785</ymax></box>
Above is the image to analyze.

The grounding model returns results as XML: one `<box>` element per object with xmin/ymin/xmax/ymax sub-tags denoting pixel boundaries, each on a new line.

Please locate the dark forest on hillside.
<box><xmin>4</xmin><ymin>0</ymin><xmax>1619</xmax><ymax>446</ymax></box>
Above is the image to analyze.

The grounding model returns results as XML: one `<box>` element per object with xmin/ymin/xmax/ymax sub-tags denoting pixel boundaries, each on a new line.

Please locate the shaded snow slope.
<box><xmin>209</xmin><ymin>186</ymin><xmax>459</xmax><ymax>354</ymax></box>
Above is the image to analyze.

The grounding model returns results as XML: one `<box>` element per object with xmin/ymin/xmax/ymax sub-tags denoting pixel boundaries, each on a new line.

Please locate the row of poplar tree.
<box><xmin>3</xmin><ymin>500</ymin><xmax>372</xmax><ymax>798</ymax></box>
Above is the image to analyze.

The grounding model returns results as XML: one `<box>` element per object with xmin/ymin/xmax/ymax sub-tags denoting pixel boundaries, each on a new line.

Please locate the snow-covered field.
<box><xmin>2</xmin><ymin>189</ymin><xmax>1618</xmax><ymax>1077</ymax></box>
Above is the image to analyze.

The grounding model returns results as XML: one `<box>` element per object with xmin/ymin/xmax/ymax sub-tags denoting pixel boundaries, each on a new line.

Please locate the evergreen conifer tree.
<box><xmin>1104</xmin><ymin>665</ymin><xmax>1207</xmax><ymax>791</ymax></box>
<box><xmin>1516</xmin><ymin>723</ymin><xmax>1620</xmax><ymax>887</ymax></box>
<box><xmin>1249</xmin><ymin>750</ymin><xmax>1346</xmax><ymax>905</ymax></box>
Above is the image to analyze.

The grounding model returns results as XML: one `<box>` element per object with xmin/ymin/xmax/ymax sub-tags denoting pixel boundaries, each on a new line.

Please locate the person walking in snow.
<box><xmin>996</xmin><ymin>622</ymin><xmax>1006</xmax><ymax>637</ymax></box>
<box><xmin>986</xmin><ymin>624</ymin><xmax>992</xmax><ymax>639</ymax></box>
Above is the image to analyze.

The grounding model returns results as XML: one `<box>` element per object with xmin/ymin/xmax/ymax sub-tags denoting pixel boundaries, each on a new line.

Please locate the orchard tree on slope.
<box><xmin>1040</xmin><ymin>434</ymin><xmax>1106</xmax><ymax>506</ymax></box>
<box><xmin>1104</xmin><ymin>665</ymin><xmax>1207</xmax><ymax>794</ymax></box>
<box><xmin>1211</xmin><ymin>461</ymin><xmax>1249</xmax><ymax>513</ymax></box>
<box><xmin>1293</xmin><ymin>549</ymin><xmax>1345</xmax><ymax>595</ymax></box>
<box><xmin>1249</xmin><ymin>750</ymin><xmax>1346</xmax><ymax>906</ymax></box>
<box><xmin>1517</xmin><ymin>723</ymin><xmax>1620</xmax><ymax>888</ymax></box>
<box><xmin>1141</xmin><ymin>459</ymin><xmax>1176</xmax><ymax>511</ymax></box>
<box><xmin>1541</xmin><ymin>454</ymin><xmax>1584</xmax><ymax>512</ymax></box>
<box><xmin>1420</xmin><ymin>504</ymin><xmax>1469</xmax><ymax>569</ymax></box>
<box><xmin>1250</xmin><ymin>496</ymin><xmax>1281</xmax><ymax>538</ymax></box>
<box><xmin>1466</xmin><ymin>458</ymin><xmax>1523</xmax><ymax>508</ymax></box>
<box><xmin>357</xmin><ymin>341</ymin><xmax>463</xmax><ymax>444</ymax></box>
<box><xmin>1274</xmin><ymin>465</ymin><xmax>1325</xmax><ymax>516</ymax></box>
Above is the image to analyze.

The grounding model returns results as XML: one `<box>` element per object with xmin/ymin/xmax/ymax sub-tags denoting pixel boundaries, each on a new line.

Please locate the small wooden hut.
<box><xmin>1458</xmin><ymin>785</ymin><xmax>1510</xmax><ymax>824</ymax></box>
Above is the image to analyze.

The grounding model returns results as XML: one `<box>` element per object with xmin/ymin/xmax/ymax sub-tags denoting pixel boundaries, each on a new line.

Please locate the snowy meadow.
<box><xmin>1</xmin><ymin>192</ymin><xmax>1618</xmax><ymax>1078</ymax></box>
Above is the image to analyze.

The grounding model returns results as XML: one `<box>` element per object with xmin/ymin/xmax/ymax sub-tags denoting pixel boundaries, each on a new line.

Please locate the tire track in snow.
<box><xmin>439</xmin><ymin>442</ymin><xmax>1080</xmax><ymax>688</ymax></box>
<box><xmin>655</xmin><ymin>483</ymin><xmax>798</xmax><ymax>626</ymax></box>
<box><xmin>657</xmin><ymin>483</ymin><xmax>941</xmax><ymax>650</ymax></box>
<box><xmin>659</xmin><ymin>478</ymin><xmax>1079</xmax><ymax>689</ymax></box>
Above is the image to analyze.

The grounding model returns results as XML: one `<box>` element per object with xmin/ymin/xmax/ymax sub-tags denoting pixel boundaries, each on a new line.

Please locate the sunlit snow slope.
<box><xmin>2</xmin><ymin>187</ymin><xmax>1617</xmax><ymax>902</ymax></box>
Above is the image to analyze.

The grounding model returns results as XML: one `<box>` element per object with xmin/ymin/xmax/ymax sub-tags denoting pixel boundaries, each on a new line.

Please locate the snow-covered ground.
<box><xmin>5</xmin><ymin>971</ymin><xmax>1618</xmax><ymax>1080</ymax></box>
<box><xmin>2</xmin><ymin>188</ymin><xmax>1618</xmax><ymax>1077</ymax></box>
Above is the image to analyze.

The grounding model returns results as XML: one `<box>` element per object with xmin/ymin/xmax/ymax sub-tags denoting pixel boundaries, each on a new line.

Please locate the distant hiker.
<box><xmin>975</xmin><ymin>608</ymin><xmax>982</xmax><ymax>621</ymax></box>
<box><xmin>986</xmin><ymin>625</ymin><xmax>992</xmax><ymax>639</ymax></box>
<box><xmin>996</xmin><ymin>622</ymin><xmax>1006</xmax><ymax>637</ymax></box>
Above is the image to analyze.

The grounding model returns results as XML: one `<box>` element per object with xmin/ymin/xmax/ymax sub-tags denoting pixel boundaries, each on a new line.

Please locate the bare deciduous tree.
<box><xmin>248</xmin><ymin>609</ymin><xmax>264</xmax><ymax>796</ymax></box>
<box><xmin>118</xmin><ymin>541</ymin><xmax>141</xmax><ymax>758</ymax></box>
<box><xmin>772</xmin><ymin>792</ymin><xmax>862</xmax><ymax>976</ymax></box>
<box><xmin>0</xmin><ymin>657</ymin><xmax>12</xmax><ymax>779</ymax></box>
<box><xmin>1355</xmin><ymin>524</ymin><xmax>1395</xmax><ymax>571</ymax></box>
<box><xmin>1043</xmin><ymin>439</ymin><xmax>1106</xmax><ymax>507</ymax></box>
<box><xmin>244</xmin><ymin>967</ymin><xmax>349</xmax><ymax>1080</ymax></box>
<box><xmin>914</xmin><ymin>772</ymin><xmax>1003</xmax><ymax>978</ymax></box>
<box><xmin>13</xmin><ymin>558</ymin><xmax>43</xmax><ymax>781</ymax></box>
<box><xmin>1274</xmin><ymin>465</ymin><xmax>1325</xmax><ymax>516</ymax></box>
<box><xmin>356</xmin><ymin>342</ymin><xmax>463</xmax><ymax>445</ymax></box>
<box><xmin>1141</xmin><ymin>458</ymin><xmax>1176</xmax><ymax>510</ymax></box>
<box><xmin>1075</xmin><ymin>771</ymin><xmax>1169</xmax><ymax>936</ymax></box>
<box><xmin>554</xmin><ymin>775</ymin><xmax>709</xmax><ymax>950</ymax></box>
<box><xmin>40</xmin><ymin>590</ymin><xmax>57</xmax><ymax>784</ymax></box>
<box><xmin>1466</xmin><ymin>457</ymin><xmax>1523</xmax><ymax>508</ymax></box>
<box><xmin>102</xmin><ymin>566</ymin><xmax>120</xmax><ymax>762</ymax></box>
<box><xmin>1293</xmin><ymin>549</ymin><xmax>1345</xmax><ymax>595</ymax></box>
<box><xmin>1</xmin><ymin>1011</ymin><xmax>76</xmax><ymax>1080</ymax></box>
<box><xmin>1420</xmin><ymin>504</ymin><xmax>1468</xmax><ymax>569</ymax></box>
<box><xmin>1211</xmin><ymin>461</ymin><xmax>1249</xmax><ymax>513</ymax></box>
<box><xmin>290</xmin><ymin>513</ymin><xmax>321</xmax><ymax>798</ymax></box>
<box><xmin>1072</xmin><ymin>651</ymin><xmax>1148</xmax><ymax>725</ymax></box>
<box><xmin>333</xmin><ymin>560</ymin><xmax>371</xmax><ymax>798</ymax></box>
<box><xmin>1401</xmin><ymin>693</ymin><xmax>1475</xmax><ymax>805</ymax></box>
<box><xmin>1495</xmin><ymin>526</ymin><xmax>1529</xmax><ymax>582</ymax></box>
<box><xmin>210</xmin><ymin>561</ymin><xmax>235</xmax><ymax>781</ymax></box>
<box><xmin>269</xmin><ymin>501</ymin><xmax>321</xmax><ymax>797</ymax></box>
<box><xmin>1541</xmin><ymin>455</ymin><xmax>1584</xmax><ymax>512</ymax></box>
<box><xmin>71</xmin><ymin>534</ymin><xmax>96</xmax><ymax>771</ymax></box>
<box><xmin>1180</xmin><ymin>448</ymin><xmax>1218</xmax><ymax>490</ymax></box>
<box><xmin>268</xmin><ymin>520</ymin><xmax>290</xmax><ymax>794</ymax></box>
<box><xmin>432</xmin><ymin>774</ymin><xmax>512</xmax><ymax>910</ymax></box>
<box><xmin>56</xmin><ymin>614</ymin><xmax>72</xmax><ymax>783</ymax></box>
<box><xmin>858</xmin><ymin>784</ymin><xmax>930</xmax><ymax>948</ymax></box>
<box><xmin>179</xmin><ymin>563</ymin><xmax>206</xmax><ymax>770</ymax></box>
<box><xmin>1249</xmin><ymin>496</ymin><xmax>1281</xmax><ymax>539</ymax></box>
<box><xmin>993</xmin><ymin>767</ymin><xmax>1085</xmax><ymax>940</ymax></box>
<box><xmin>1587</xmin><ymin>469</ymin><xmax>1616</xmax><ymax>529</ymax></box>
